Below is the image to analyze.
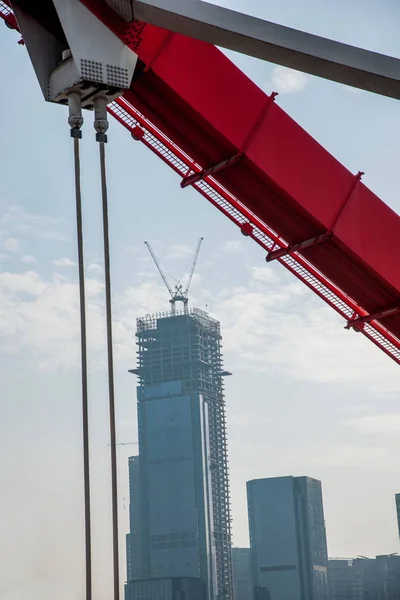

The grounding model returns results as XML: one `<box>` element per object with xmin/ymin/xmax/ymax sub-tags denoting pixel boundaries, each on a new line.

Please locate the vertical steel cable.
<box><xmin>73</xmin><ymin>135</ymin><xmax>92</xmax><ymax>600</ymax></box>
<box><xmin>98</xmin><ymin>139</ymin><xmax>120</xmax><ymax>600</ymax></box>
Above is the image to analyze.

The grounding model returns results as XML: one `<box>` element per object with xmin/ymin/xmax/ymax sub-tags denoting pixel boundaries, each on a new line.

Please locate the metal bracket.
<box><xmin>266</xmin><ymin>171</ymin><xmax>363</xmax><ymax>263</ymax></box>
<box><xmin>181</xmin><ymin>92</ymin><xmax>278</xmax><ymax>189</ymax></box>
<box><xmin>181</xmin><ymin>153</ymin><xmax>242</xmax><ymax>188</ymax></box>
<box><xmin>266</xmin><ymin>232</ymin><xmax>332</xmax><ymax>262</ymax></box>
<box><xmin>346</xmin><ymin>306</ymin><xmax>400</xmax><ymax>330</ymax></box>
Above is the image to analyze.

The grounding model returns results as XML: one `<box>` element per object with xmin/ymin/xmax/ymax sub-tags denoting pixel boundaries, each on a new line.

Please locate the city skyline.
<box><xmin>2</xmin><ymin>1</ymin><xmax>400</xmax><ymax>599</ymax></box>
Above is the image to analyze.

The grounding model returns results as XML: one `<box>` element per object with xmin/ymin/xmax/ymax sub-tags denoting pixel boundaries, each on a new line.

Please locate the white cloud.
<box><xmin>0</xmin><ymin>204</ymin><xmax>67</xmax><ymax>242</ymax></box>
<box><xmin>1</xmin><ymin>259</ymin><xmax>399</xmax><ymax>393</ymax></box>
<box><xmin>21</xmin><ymin>255</ymin><xmax>38</xmax><ymax>264</ymax></box>
<box><xmin>164</xmin><ymin>244</ymin><xmax>194</xmax><ymax>260</ymax></box>
<box><xmin>347</xmin><ymin>413</ymin><xmax>400</xmax><ymax>435</ymax></box>
<box><xmin>222</xmin><ymin>240</ymin><xmax>244</xmax><ymax>253</ymax></box>
<box><xmin>0</xmin><ymin>270</ymin><xmax>46</xmax><ymax>297</ymax></box>
<box><xmin>3</xmin><ymin>237</ymin><xmax>19</xmax><ymax>253</ymax></box>
<box><xmin>52</xmin><ymin>258</ymin><xmax>76</xmax><ymax>268</ymax></box>
<box><xmin>209</xmin><ymin>266</ymin><xmax>400</xmax><ymax>394</ymax></box>
<box><xmin>250</xmin><ymin>265</ymin><xmax>280</xmax><ymax>284</ymax></box>
<box><xmin>87</xmin><ymin>263</ymin><xmax>103</xmax><ymax>274</ymax></box>
<box><xmin>270</xmin><ymin>66</ymin><xmax>309</xmax><ymax>94</ymax></box>
<box><xmin>313</xmin><ymin>444</ymin><xmax>394</xmax><ymax>470</ymax></box>
<box><xmin>0</xmin><ymin>269</ymin><xmax>165</xmax><ymax>369</ymax></box>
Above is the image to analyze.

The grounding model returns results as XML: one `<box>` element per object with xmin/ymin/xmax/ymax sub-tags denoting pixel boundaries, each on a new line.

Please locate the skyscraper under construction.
<box><xmin>126</xmin><ymin>242</ymin><xmax>233</xmax><ymax>600</ymax></box>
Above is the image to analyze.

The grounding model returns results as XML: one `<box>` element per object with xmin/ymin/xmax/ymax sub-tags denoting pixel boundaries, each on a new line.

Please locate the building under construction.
<box><xmin>126</xmin><ymin>241</ymin><xmax>234</xmax><ymax>600</ymax></box>
<box><xmin>128</xmin><ymin>307</ymin><xmax>233</xmax><ymax>599</ymax></box>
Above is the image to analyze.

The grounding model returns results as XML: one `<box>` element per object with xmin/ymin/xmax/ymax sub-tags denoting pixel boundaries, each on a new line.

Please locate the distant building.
<box><xmin>125</xmin><ymin>576</ymin><xmax>206</xmax><ymax>600</ymax></box>
<box><xmin>328</xmin><ymin>555</ymin><xmax>400</xmax><ymax>600</ymax></box>
<box><xmin>327</xmin><ymin>559</ymin><xmax>363</xmax><ymax>600</ymax></box>
<box><xmin>395</xmin><ymin>494</ymin><xmax>400</xmax><ymax>540</ymax></box>
<box><xmin>232</xmin><ymin>548</ymin><xmax>252</xmax><ymax>600</ymax></box>
<box><xmin>247</xmin><ymin>476</ymin><xmax>329</xmax><ymax>600</ymax></box>
<box><xmin>356</xmin><ymin>554</ymin><xmax>400</xmax><ymax>600</ymax></box>
<box><xmin>126</xmin><ymin>308</ymin><xmax>233</xmax><ymax>599</ymax></box>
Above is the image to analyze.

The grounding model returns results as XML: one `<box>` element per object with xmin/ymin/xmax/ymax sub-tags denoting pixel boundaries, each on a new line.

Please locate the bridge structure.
<box><xmin>1</xmin><ymin>2</ymin><xmax>400</xmax><ymax>599</ymax></box>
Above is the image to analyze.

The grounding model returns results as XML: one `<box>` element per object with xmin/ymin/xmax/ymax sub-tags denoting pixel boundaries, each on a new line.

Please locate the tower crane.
<box><xmin>144</xmin><ymin>238</ymin><xmax>203</xmax><ymax>315</ymax></box>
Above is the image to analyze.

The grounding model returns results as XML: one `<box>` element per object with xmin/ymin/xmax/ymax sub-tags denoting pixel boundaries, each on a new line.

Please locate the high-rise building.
<box><xmin>247</xmin><ymin>476</ymin><xmax>329</xmax><ymax>600</ymax></box>
<box><xmin>127</xmin><ymin>307</ymin><xmax>233</xmax><ymax>600</ymax></box>
<box><xmin>395</xmin><ymin>494</ymin><xmax>400</xmax><ymax>541</ymax></box>
<box><xmin>232</xmin><ymin>548</ymin><xmax>252</xmax><ymax>600</ymax></box>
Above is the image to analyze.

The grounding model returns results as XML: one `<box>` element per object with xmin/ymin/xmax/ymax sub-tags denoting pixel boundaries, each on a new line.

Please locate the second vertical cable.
<box><xmin>68</xmin><ymin>91</ymin><xmax>92</xmax><ymax>600</ymax></box>
<box><xmin>94</xmin><ymin>95</ymin><xmax>120</xmax><ymax>600</ymax></box>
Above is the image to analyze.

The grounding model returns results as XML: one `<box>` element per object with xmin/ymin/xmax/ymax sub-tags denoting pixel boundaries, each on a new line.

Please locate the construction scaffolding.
<box><xmin>134</xmin><ymin>308</ymin><xmax>234</xmax><ymax>600</ymax></box>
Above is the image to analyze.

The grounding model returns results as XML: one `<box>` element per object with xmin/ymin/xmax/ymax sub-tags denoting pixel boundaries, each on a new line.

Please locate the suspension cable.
<box><xmin>94</xmin><ymin>95</ymin><xmax>120</xmax><ymax>600</ymax></box>
<box><xmin>68</xmin><ymin>92</ymin><xmax>92</xmax><ymax>600</ymax></box>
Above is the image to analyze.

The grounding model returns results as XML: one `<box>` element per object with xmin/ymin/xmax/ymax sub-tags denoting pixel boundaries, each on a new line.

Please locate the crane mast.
<box><xmin>144</xmin><ymin>238</ymin><xmax>203</xmax><ymax>315</ymax></box>
<box><xmin>144</xmin><ymin>241</ymin><xmax>175</xmax><ymax>299</ymax></box>
<box><xmin>184</xmin><ymin>236</ymin><xmax>203</xmax><ymax>297</ymax></box>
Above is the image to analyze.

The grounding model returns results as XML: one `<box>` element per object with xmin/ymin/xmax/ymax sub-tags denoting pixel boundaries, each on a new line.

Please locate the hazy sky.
<box><xmin>1</xmin><ymin>1</ymin><xmax>400</xmax><ymax>599</ymax></box>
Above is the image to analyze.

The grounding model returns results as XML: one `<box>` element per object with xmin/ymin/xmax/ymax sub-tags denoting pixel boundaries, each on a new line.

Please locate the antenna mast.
<box><xmin>145</xmin><ymin>238</ymin><xmax>203</xmax><ymax>314</ymax></box>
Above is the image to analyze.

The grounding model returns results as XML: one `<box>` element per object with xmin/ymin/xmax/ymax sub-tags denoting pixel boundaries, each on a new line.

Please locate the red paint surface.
<box><xmin>116</xmin><ymin>20</ymin><xmax>400</xmax><ymax>338</ymax></box>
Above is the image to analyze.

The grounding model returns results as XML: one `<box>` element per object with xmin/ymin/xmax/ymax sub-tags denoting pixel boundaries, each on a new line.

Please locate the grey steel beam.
<box><xmin>131</xmin><ymin>0</ymin><xmax>400</xmax><ymax>100</ymax></box>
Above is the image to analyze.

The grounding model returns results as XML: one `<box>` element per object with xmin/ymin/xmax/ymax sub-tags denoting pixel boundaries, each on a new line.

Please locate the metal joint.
<box><xmin>70</xmin><ymin>128</ymin><xmax>83</xmax><ymax>139</ymax></box>
<box><xmin>266</xmin><ymin>232</ymin><xmax>332</xmax><ymax>262</ymax></box>
<box><xmin>181</xmin><ymin>153</ymin><xmax>242</xmax><ymax>188</ymax></box>
<box><xmin>96</xmin><ymin>132</ymin><xmax>108</xmax><ymax>143</ymax></box>
<box><xmin>346</xmin><ymin>306</ymin><xmax>400</xmax><ymax>330</ymax></box>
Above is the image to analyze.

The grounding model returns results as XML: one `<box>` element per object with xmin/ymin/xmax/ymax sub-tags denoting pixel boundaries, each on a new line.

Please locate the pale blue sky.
<box><xmin>1</xmin><ymin>2</ymin><xmax>400</xmax><ymax>599</ymax></box>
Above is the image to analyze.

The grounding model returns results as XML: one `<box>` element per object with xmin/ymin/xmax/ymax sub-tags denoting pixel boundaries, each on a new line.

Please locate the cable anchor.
<box><xmin>68</xmin><ymin>90</ymin><xmax>84</xmax><ymax>139</ymax></box>
<box><xmin>94</xmin><ymin>95</ymin><xmax>109</xmax><ymax>143</ymax></box>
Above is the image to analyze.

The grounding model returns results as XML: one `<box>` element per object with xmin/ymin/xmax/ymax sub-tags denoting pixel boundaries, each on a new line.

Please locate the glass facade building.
<box><xmin>127</xmin><ymin>308</ymin><xmax>233</xmax><ymax>600</ymax></box>
<box><xmin>247</xmin><ymin>476</ymin><xmax>329</xmax><ymax>600</ymax></box>
<box><xmin>232</xmin><ymin>548</ymin><xmax>252</xmax><ymax>600</ymax></box>
<box><xmin>125</xmin><ymin>576</ymin><xmax>206</xmax><ymax>600</ymax></box>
